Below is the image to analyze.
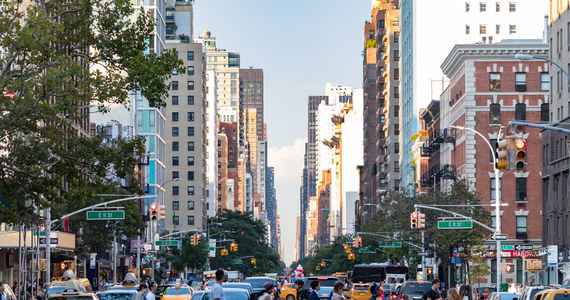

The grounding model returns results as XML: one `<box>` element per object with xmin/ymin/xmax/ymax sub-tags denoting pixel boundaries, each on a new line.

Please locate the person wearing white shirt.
<box><xmin>212</xmin><ymin>269</ymin><xmax>226</xmax><ymax>300</ymax></box>
<box><xmin>146</xmin><ymin>282</ymin><xmax>156</xmax><ymax>300</ymax></box>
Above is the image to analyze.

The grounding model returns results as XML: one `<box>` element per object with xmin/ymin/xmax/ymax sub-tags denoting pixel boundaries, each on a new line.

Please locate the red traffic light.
<box><xmin>150</xmin><ymin>203</ymin><xmax>158</xmax><ymax>211</ymax></box>
<box><xmin>516</xmin><ymin>139</ymin><xmax>526</xmax><ymax>150</ymax></box>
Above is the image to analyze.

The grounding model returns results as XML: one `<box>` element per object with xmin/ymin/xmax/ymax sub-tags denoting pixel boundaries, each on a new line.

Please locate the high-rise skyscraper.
<box><xmin>266</xmin><ymin>167</ymin><xmax>278</xmax><ymax>250</ymax></box>
<box><xmin>240</xmin><ymin>68</ymin><xmax>264</xmax><ymax>141</ymax></box>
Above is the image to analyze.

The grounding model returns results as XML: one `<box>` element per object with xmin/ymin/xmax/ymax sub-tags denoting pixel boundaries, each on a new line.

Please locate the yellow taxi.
<box><xmin>280</xmin><ymin>283</ymin><xmax>297</xmax><ymax>300</ymax></box>
<box><xmin>161</xmin><ymin>286</ymin><xmax>194</xmax><ymax>300</ymax></box>
<box><xmin>46</xmin><ymin>275</ymin><xmax>93</xmax><ymax>299</ymax></box>
<box><xmin>532</xmin><ymin>289</ymin><xmax>570</xmax><ymax>300</ymax></box>
<box><xmin>47</xmin><ymin>280</ymin><xmax>98</xmax><ymax>300</ymax></box>
<box><xmin>348</xmin><ymin>283</ymin><xmax>371</xmax><ymax>300</ymax></box>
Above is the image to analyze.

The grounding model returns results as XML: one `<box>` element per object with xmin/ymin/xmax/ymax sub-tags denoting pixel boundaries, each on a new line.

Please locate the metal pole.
<box><xmin>113</xmin><ymin>235</ymin><xmax>117</xmax><ymax>283</ymax></box>
<box><xmin>422</xmin><ymin>231</ymin><xmax>426</xmax><ymax>281</ymax></box>
<box><xmin>46</xmin><ymin>209</ymin><xmax>51</xmax><ymax>284</ymax></box>
<box><xmin>137</xmin><ymin>236</ymin><xmax>141</xmax><ymax>279</ymax></box>
<box><xmin>74</xmin><ymin>255</ymin><xmax>77</xmax><ymax>276</ymax></box>
<box><xmin>522</xmin><ymin>256</ymin><xmax>526</xmax><ymax>287</ymax></box>
<box><xmin>151</xmin><ymin>221</ymin><xmax>155</xmax><ymax>280</ymax></box>
<box><xmin>495</xmin><ymin>167</ymin><xmax>501</xmax><ymax>289</ymax></box>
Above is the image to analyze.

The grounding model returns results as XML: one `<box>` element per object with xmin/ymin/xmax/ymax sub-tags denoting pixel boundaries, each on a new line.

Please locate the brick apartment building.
<box><xmin>439</xmin><ymin>40</ymin><xmax>548</xmax><ymax>284</ymax></box>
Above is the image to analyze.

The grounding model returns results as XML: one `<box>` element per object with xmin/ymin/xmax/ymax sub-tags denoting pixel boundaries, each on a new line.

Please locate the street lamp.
<box><xmin>515</xmin><ymin>53</ymin><xmax>570</xmax><ymax>79</ymax></box>
<box><xmin>363</xmin><ymin>203</ymin><xmax>386</xmax><ymax>214</ymax></box>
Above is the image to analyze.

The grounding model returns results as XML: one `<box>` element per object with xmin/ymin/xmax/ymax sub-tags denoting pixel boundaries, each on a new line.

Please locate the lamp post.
<box><xmin>514</xmin><ymin>54</ymin><xmax>570</xmax><ymax>78</ymax></box>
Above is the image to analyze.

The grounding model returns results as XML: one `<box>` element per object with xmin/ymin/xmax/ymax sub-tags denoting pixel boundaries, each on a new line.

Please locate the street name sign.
<box><xmin>438</xmin><ymin>220</ymin><xmax>473</xmax><ymax>229</ymax></box>
<box><xmin>418</xmin><ymin>252</ymin><xmax>427</xmax><ymax>256</ymax></box>
<box><xmin>491</xmin><ymin>234</ymin><xmax>508</xmax><ymax>240</ymax></box>
<box><xmin>232</xmin><ymin>260</ymin><xmax>243</xmax><ymax>265</ymax></box>
<box><xmin>86</xmin><ymin>210</ymin><xmax>125</xmax><ymax>220</ymax></box>
<box><xmin>143</xmin><ymin>256</ymin><xmax>153</xmax><ymax>261</ymax></box>
<box><xmin>501</xmin><ymin>245</ymin><xmax>514</xmax><ymax>250</ymax></box>
<box><xmin>379</xmin><ymin>242</ymin><xmax>402</xmax><ymax>248</ymax></box>
<box><xmin>359</xmin><ymin>249</ymin><xmax>376</xmax><ymax>254</ymax></box>
<box><xmin>155</xmin><ymin>240</ymin><xmax>179</xmax><ymax>247</ymax></box>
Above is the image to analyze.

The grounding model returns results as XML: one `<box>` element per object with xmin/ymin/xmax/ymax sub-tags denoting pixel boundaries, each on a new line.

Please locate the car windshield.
<box><xmin>49</xmin><ymin>297</ymin><xmax>93</xmax><ymax>300</ymax></box>
<box><xmin>553</xmin><ymin>294</ymin><xmax>570</xmax><ymax>300</ymax></box>
<box><xmin>497</xmin><ymin>294</ymin><xmax>520</xmax><ymax>300</ymax></box>
<box><xmin>47</xmin><ymin>285</ymin><xmax>86</xmax><ymax>297</ymax></box>
<box><xmin>191</xmin><ymin>293</ymin><xmax>204</xmax><ymax>300</ymax></box>
<box><xmin>97</xmin><ymin>293</ymin><xmax>136</xmax><ymax>300</ymax></box>
<box><xmin>245</xmin><ymin>279</ymin><xmax>271</xmax><ymax>289</ymax></box>
<box><xmin>223</xmin><ymin>285</ymin><xmax>251</xmax><ymax>293</ymax></box>
<box><xmin>403</xmin><ymin>283</ymin><xmax>431</xmax><ymax>295</ymax></box>
<box><xmin>203</xmin><ymin>292</ymin><xmax>248</xmax><ymax>300</ymax></box>
<box><xmin>307</xmin><ymin>280</ymin><xmax>337</xmax><ymax>288</ymax></box>
<box><xmin>165</xmin><ymin>288</ymin><xmax>191</xmax><ymax>295</ymax></box>
<box><xmin>157</xmin><ymin>286</ymin><xmax>172</xmax><ymax>294</ymax></box>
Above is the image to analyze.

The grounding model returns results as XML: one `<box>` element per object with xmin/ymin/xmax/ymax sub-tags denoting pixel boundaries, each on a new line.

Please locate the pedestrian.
<box><xmin>258</xmin><ymin>283</ymin><xmax>275</xmax><ymax>300</ymax></box>
<box><xmin>135</xmin><ymin>283</ymin><xmax>148</xmax><ymax>300</ymax></box>
<box><xmin>308</xmin><ymin>281</ymin><xmax>320</xmax><ymax>300</ymax></box>
<box><xmin>146</xmin><ymin>282</ymin><xmax>156</xmax><ymax>300</ymax></box>
<box><xmin>331</xmin><ymin>282</ymin><xmax>345</xmax><ymax>300</ymax></box>
<box><xmin>294</xmin><ymin>280</ymin><xmax>306</xmax><ymax>300</ymax></box>
<box><xmin>458</xmin><ymin>286</ymin><xmax>469</xmax><ymax>300</ymax></box>
<box><xmin>0</xmin><ymin>281</ymin><xmax>6</xmax><ymax>300</ymax></box>
<box><xmin>212</xmin><ymin>269</ymin><xmax>226</xmax><ymax>300</ymax></box>
<box><xmin>425</xmin><ymin>279</ymin><xmax>442</xmax><ymax>300</ymax></box>
<box><xmin>447</xmin><ymin>289</ymin><xmax>460</xmax><ymax>300</ymax></box>
<box><xmin>369</xmin><ymin>284</ymin><xmax>382</xmax><ymax>300</ymax></box>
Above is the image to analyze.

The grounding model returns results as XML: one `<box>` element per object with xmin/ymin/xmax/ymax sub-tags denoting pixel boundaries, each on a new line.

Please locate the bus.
<box><xmin>351</xmin><ymin>264</ymin><xmax>408</xmax><ymax>284</ymax></box>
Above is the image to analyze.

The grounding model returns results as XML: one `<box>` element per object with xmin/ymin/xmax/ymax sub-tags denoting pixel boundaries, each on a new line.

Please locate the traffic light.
<box><xmin>150</xmin><ymin>203</ymin><xmax>158</xmax><ymax>221</ymax></box>
<box><xmin>158</xmin><ymin>204</ymin><xmax>166</xmax><ymax>220</ymax></box>
<box><xmin>354</xmin><ymin>236</ymin><xmax>362</xmax><ymax>248</ymax></box>
<box><xmin>316</xmin><ymin>266</ymin><xmax>320</xmax><ymax>271</ymax></box>
<box><xmin>514</xmin><ymin>138</ymin><xmax>527</xmax><ymax>171</ymax></box>
<box><xmin>321</xmin><ymin>261</ymin><xmax>326</xmax><ymax>267</ymax></box>
<box><xmin>221</xmin><ymin>249</ymin><xmax>228</xmax><ymax>256</ymax></box>
<box><xmin>410</xmin><ymin>212</ymin><xmax>419</xmax><ymax>229</ymax></box>
<box><xmin>60</xmin><ymin>260</ymin><xmax>74</xmax><ymax>270</ymax></box>
<box><xmin>348</xmin><ymin>253</ymin><xmax>355</xmax><ymax>260</ymax></box>
<box><xmin>230</xmin><ymin>242</ymin><xmax>238</xmax><ymax>252</ymax></box>
<box><xmin>251</xmin><ymin>258</ymin><xmax>256</xmax><ymax>265</ymax></box>
<box><xmin>195</xmin><ymin>234</ymin><xmax>201</xmax><ymax>244</ymax></box>
<box><xmin>343</xmin><ymin>245</ymin><xmax>351</xmax><ymax>253</ymax></box>
<box><xmin>418</xmin><ymin>212</ymin><xmax>426</xmax><ymax>228</ymax></box>
<box><xmin>495</xmin><ymin>138</ymin><xmax>509</xmax><ymax>169</ymax></box>
<box><xmin>60</xmin><ymin>262</ymin><xmax>66</xmax><ymax>270</ymax></box>
<box><xmin>191</xmin><ymin>234</ymin><xmax>196</xmax><ymax>245</ymax></box>
<box><xmin>426</xmin><ymin>267</ymin><xmax>433</xmax><ymax>275</ymax></box>
<box><xmin>142</xmin><ymin>268</ymin><xmax>153</xmax><ymax>276</ymax></box>
<box><xmin>502</xmin><ymin>263</ymin><xmax>515</xmax><ymax>274</ymax></box>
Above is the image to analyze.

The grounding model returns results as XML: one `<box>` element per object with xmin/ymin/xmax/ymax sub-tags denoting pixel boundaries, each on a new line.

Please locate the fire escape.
<box><xmin>420</xmin><ymin>128</ymin><xmax>457</xmax><ymax>189</ymax></box>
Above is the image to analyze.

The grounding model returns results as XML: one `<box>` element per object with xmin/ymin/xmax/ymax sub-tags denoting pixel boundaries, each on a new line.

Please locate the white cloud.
<box><xmin>268</xmin><ymin>138</ymin><xmax>306</xmax><ymax>184</ymax></box>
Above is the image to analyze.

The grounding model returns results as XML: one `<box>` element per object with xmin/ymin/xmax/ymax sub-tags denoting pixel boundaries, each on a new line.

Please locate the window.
<box><xmin>172</xmin><ymin>68</ymin><xmax>178</xmax><ymax>75</ymax></box>
<box><xmin>541</xmin><ymin>103</ymin><xmax>550</xmax><ymax>122</ymax></box>
<box><xmin>188</xmin><ymin>156</ymin><xmax>195</xmax><ymax>166</ymax></box>
<box><xmin>466</xmin><ymin>2</ymin><xmax>470</xmax><ymax>12</ymax></box>
<box><xmin>466</xmin><ymin>25</ymin><xmax>470</xmax><ymax>34</ymax></box>
<box><xmin>173</xmin><ymin>201</ymin><xmax>179</xmax><ymax>211</ymax></box>
<box><xmin>172</xmin><ymin>171</ymin><xmax>179</xmax><ymax>180</ymax></box>
<box><xmin>394</xmin><ymin>143</ymin><xmax>400</xmax><ymax>154</ymax></box>
<box><xmin>172</xmin><ymin>96</ymin><xmax>179</xmax><ymax>105</ymax></box>
<box><xmin>495</xmin><ymin>2</ymin><xmax>500</xmax><ymax>12</ymax></box>
<box><xmin>480</xmin><ymin>2</ymin><xmax>486</xmax><ymax>12</ymax></box>
<box><xmin>188</xmin><ymin>127</ymin><xmax>194</xmax><ymax>136</ymax></box>
<box><xmin>188</xmin><ymin>112</ymin><xmax>195</xmax><ymax>121</ymax></box>
<box><xmin>394</xmin><ymin>106</ymin><xmax>399</xmax><ymax>117</ymax></box>
<box><xmin>490</xmin><ymin>103</ymin><xmax>501</xmax><ymax>124</ymax></box>
<box><xmin>188</xmin><ymin>216</ymin><xmax>195</xmax><ymax>225</ymax></box>
<box><xmin>515</xmin><ymin>72</ymin><xmax>526</xmax><ymax>91</ymax></box>
<box><xmin>480</xmin><ymin>24</ymin><xmax>487</xmax><ymax>34</ymax></box>
<box><xmin>187</xmin><ymin>66</ymin><xmax>194</xmax><ymax>75</ymax></box>
<box><xmin>541</xmin><ymin>72</ymin><xmax>550</xmax><ymax>91</ymax></box>
<box><xmin>172</xmin><ymin>141</ymin><xmax>179</xmax><ymax>151</ymax></box>
<box><xmin>516</xmin><ymin>216</ymin><xmax>527</xmax><ymax>239</ymax></box>
<box><xmin>172</xmin><ymin>81</ymin><xmax>178</xmax><ymax>90</ymax></box>
<box><xmin>187</xmin><ymin>81</ymin><xmax>194</xmax><ymax>90</ymax></box>
<box><xmin>187</xmin><ymin>51</ymin><xmax>194</xmax><ymax>60</ymax></box>
<box><xmin>394</xmin><ymin>32</ymin><xmax>399</xmax><ymax>43</ymax></box>
<box><xmin>172</xmin><ymin>127</ymin><xmax>179</xmax><ymax>137</ymax></box>
<box><xmin>516</xmin><ymin>178</ymin><xmax>527</xmax><ymax>202</ymax></box>
<box><xmin>173</xmin><ymin>51</ymin><xmax>178</xmax><ymax>59</ymax></box>
<box><xmin>173</xmin><ymin>186</ymin><xmax>179</xmax><ymax>196</ymax></box>
<box><xmin>187</xmin><ymin>186</ymin><xmax>195</xmax><ymax>195</ymax></box>
<box><xmin>172</xmin><ymin>156</ymin><xmax>179</xmax><ymax>166</ymax></box>
<box><xmin>188</xmin><ymin>96</ymin><xmax>194</xmax><ymax>105</ymax></box>
<box><xmin>188</xmin><ymin>171</ymin><xmax>194</xmax><ymax>181</ymax></box>
<box><xmin>173</xmin><ymin>216</ymin><xmax>179</xmax><ymax>225</ymax></box>
<box><xmin>515</xmin><ymin>103</ymin><xmax>526</xmax><ymax>120</ymax></box>
<box><xmin>509</xmin><ymin>2</ymin><xmax>516</xmax><ymax>12</ymax></box>
<box><xmin>489</xmin><ymin>72</ymin><xmax>501</xmax><ymax>91</ymax></box>
<box><xmin>172</xmin><ymin>112</ymin><xmax>179</xmax><ymax>122</ymax></box>
<box><xmin>394</xmin><ymin>161</ymin><xmax>400</xmax><ymax>173</ymax></box>
<box><xmin>490</xmin><ymin>178</ymin><xmax>502</xmax><ymax>202</ymax></box>
<box><xmin>188</xmin><ymin>142</ymin><xmax>195</xmax><ymax>151</ymax></box>
<box><xmin>496</xmin><ymin>24</ymin><xmax>501</xmax><ymax>34</ymax></box>
<box><xmin>509</xmin><ymin>24</ymin><xmax>516</xmax><ymax>34</ymax></box>
<box><xmin>188</xmin><ymin>200</ymin><xmax>195</xmax><ymax>210</ymax></box>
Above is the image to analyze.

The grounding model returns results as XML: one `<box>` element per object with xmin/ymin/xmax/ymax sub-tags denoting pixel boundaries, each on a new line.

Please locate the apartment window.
<box><xmin>187</xmin><ymin>186</ymin><xmax>194</xmax><ymax>195</ymax></box>
<box><xmin>393</xmin><ymin>70</ymin><xmax>399</xmax><ymax>80</ymax></box>
<box><xmin>172</xmin><ymin>171</ymin><xmax>179</xmax><ymax>180</ymax></box>
<box><xmin>188</xmin><ymin>127</ymin><xmax>194</xmax><ymax>136</ymax></box>
<box><xmin>495</xmin><ymin>2</ymin><xmax>500</xmax><ymax>12</ymax></box>
<box><xmin>490</xmin><ymin>216</ymin><xmax>502</xmax><ymax>231</ymax></box>
<box><xmin>188</xmin><ymin>112</ymin><xmax>195</xmax><ymax>121</ymax></box>
<box><xmin>516</xmin><ymin>178</ymin><xmax>527</xmax><ymax>202</ymax></box>
<box><xmin>379</xmin><ymin>115</ymin><xmax>385</xmax><ymax>124</ymax></box>
<box><xmin>466</xmin><ymin>25</ymin><xmax>470</xmax><ymax>34</ymax></box>
<box><xmin>509</xmin><ymin>2</ymin><xmax>516</xmax><ymax>12</ymax></box>
<box><xmin>394</xmin><ymin>143</ymin><xmax>400</xmax><ymax>154</ymax></box>
<box><xmin>172</xmin><ymin>81</ymin><xmax>178</xmax><ymax>90</ymax></box>
<box><xmin>172</xmin><ymin>96</ymin><xmax>179</xmax><ymax>105</ymax></box>
<box><xmin>489</xmin><ymin>72</ymin><xmax>501</xmax><ymax>91</ymax></box>
<box><xmin>172</xmin><ymin>156</ymin><xmax>179</xmax><ymax>166</ymax></box>
<box><xmin>188</xmin><ymin>200</ymin><xmax>195</xmax><ymax>210</ymax></box>
<box><xmin>172</xmin><ymin>141</ymin><xmax>179</xmax><ymax>151</ymax></box>
<box><xmin>394</xmin><ymin>161</ymin><xmax>400</xmax><ymax>173</ymax></box>
<box><xmin>394</xmin><ymin>124</ymin><xmax>400</xmax><ymax>135</ymax></box>
<box><xmin>394</xmin><ymin>32</ymin><xmax>399</xmax><ymax>43</ymax></box>
<box><xmin>509</xmin><ymin>24</ymin><xmax>516</xmax><ymax>34</ymax></box>
<box><xmin>173</xmin><ymin>201</ymin><xmax>179</xmax><ymax>211</ymax></box>
<box><xmin>490</xmin><ymin>103</ymin><xmax>501</xmax><ymax>124</ymax></box>
<box><xmin>541</xmin><ymin>103</ymin><xmax>550</xmax><ymax>122</ymax></box>
<box><xmin>188</xmin><ymin>142</ymin><xmax>195</xmax><ymax>151</ymax></box>
<box><xmin>187</xmin><ymin>51</ymin><xmax>194</xmax><ymax>61</ymax></box>
<box><xmin>490</xmin><ymin>178</ymin><xmax>502</xmax><ymax>202</ymax></box>
<box><xmin>188</xmin><ymin>96</ymin><xmax>194</xmax><ymax>105</ymax></box>
<box><xmin>466</xmin><ymin>2</ymin><xmax>470</xmax><ymax>12</ymax></box>
<box><xmin>480</xmin><ymin>2</ymin><xmax>486</xmax><ymax>12</ymax></box>
<box><xmin>394</xmin><ymin>50</ymin><xmax>399</xmax><ymax>61</ymax></box>
<box><xmin>541</xmin><ymin>72</ymin><xmax>550</xmax><ymax>91</ymax></box>
<box><xmin>188</xmin><ymin>216</ymin><xmax>195</xmax><ymax>226</ymax></box>
<box><xmin>172</xmin><ymin>112</ymin><xmax>179</xmax><ymax>122</ymax></box>
<box><xmin>172</xmin><ymin>186</ymin><xmax>179</xmax><ymax>196</ymax></box>
<box><xmin>516</xmin><ymin>216</ymin><xmax>527</xmax><ymax>239</ymax></box>
<box><xmin>172</xmin><ymin>127</ymin><xmax>179</xmax><ymax>137</ymax></box>
<box><xmin>173</xmin><ymin>51</ymin><xmax>178</xmax><ymax>59</ymax></box>
<box><xmin>187</xmin><ymin>66</ymin><xmax>194</xmax><ymax>75</ymax></box>
<box><xmin>515</xmin><ymin>72</ymin><xmax>526</xmax><ymax>91</ymax></box>
<box><xmin>172</xmin><ymin>68</ymin><xmax>178</xmax><ymax>75</ymax></box>
<box><xmin>496</xmin><ymin>24</ymin><xmax>501</xmax><ymax>34</ymax></box>
<box><xmin>188</xmin><ymin>171</ymin><xmax>194</xmax><ymax>181</ymax></box>
<box><xmin>394</xmin><ymin>106</ymin><xmax>399</xmax><ymax>117</ymax></box>
<box><xmin>188</xmin><ymin>156</ymin><xmax>194</xmax><ymax>166</ymax></box>
<box><xmin>187</xmin><ymin>81</ymin><xmax>194</xmax><ymax>90</ymax></box>
<box><xmin>515</xmin><ymin>103</ymin><xmax>526</xmax><ymax>121</ymax></box>
<box><xmin>173</xmin><ymin>216</ymin><xmax>179</xmax><ymax>225</ymax></box>
<box><xmin>480</xmin><ymin>24</ymin><xmax>487</xmax><ymax>34</ymax></box>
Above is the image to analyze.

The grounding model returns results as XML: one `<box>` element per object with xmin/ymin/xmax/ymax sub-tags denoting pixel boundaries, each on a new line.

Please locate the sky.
<box><xmin>193</xmin><ymin>0</ymin><xmax>371</xmax><ymax>265</ymax></box>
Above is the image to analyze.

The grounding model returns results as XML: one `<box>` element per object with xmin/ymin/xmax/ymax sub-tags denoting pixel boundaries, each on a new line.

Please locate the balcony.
<box><xmin>166</xmin><ymin>15</ymin><xmax>175</xmax><ymax>23</ymax></box>
<box><xmin>441</xmin><ymin>164</ymin><xmax>456</xmax><ymax>180</ymax></box>
<box><xmin>442</xmin><ymin>128</ymin><xmax>456</xmax><ymax>143</ymax></box>
<box><xmin>420</xmin><ymin>145</ymin><xmax>432</xmax><ymax>157</ymax></box>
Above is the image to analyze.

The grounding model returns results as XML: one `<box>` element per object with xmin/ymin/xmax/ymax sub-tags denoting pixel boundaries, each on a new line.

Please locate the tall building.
<box><xmin>299</xmin><ymin>143</ymin><xmax>309</xmax><ymax>259</ymax></box>
<box><xmin>266</xmin><ymin>167</ymin><xmax>278</xmax><ymax>250</ymax></box>
<box><xmin>438</xmin><ymin>40</ymin><xmax>547</xmax><ymax>284</ymax></box>
<box><xmin>217</xmin><ymin>132</ymin><xmax>229</xmax><ymax>211</ymax></box>
<box><xmin>399</xmin><ymin>0</ymin><xmax>548</xmax><ymax>189</ymax></box>
<box><xmin>206</xmin><ymin>70</ymin><xmax>218</xmax><ymax>218</ymax></box>
<box><xmin>240</xmin><ymin>68</ymin><xmax>264</xmax><ymax>141</ymax></box>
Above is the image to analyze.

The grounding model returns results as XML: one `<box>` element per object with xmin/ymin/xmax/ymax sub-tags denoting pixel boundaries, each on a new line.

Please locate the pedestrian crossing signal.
<box><xmin>142</xmin><ymin>268</ymin><xmax>153</xmax><ymax>276</ymax></box>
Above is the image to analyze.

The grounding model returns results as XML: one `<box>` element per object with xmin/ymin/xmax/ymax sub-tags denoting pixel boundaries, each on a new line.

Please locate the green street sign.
<box><xmin>155</xmin><ymin>240</ymin><xmax>179</xmax><ymax>247</ymax></box>
<box><xmin>359</xmin><ymin>249</ymin><xmax>376</xmax><ymax>254</ymax></box>
<box><xmin>143</xmin><ymin>256</ymin><xmax>153</xmax><ymax>261</ymax></box>
<box><xmin>501</xmin><ymin>245</ymin><xmax>514</xmax><ymax>250</ymax></box>
<box><xmin>206</xmin><ymin>247</ymin><xmax>215</xmax><ymax>251</ymax></box>
<box><xmin>232</xmin><ymin>260</ymin><xmax>243</xmax><ymax>265</ymax></box>
<box><xmin>86</xmin><ymin>210</ymin><xmax>125</xmax><ymax>220</ymax></box>
<box><xmin>437</xmin><ymin>220</ymin><xmax>473</xmax><ymax>229</ymax></box>
<box><xmin>33</xmin><ymin>231</ymin><xmax>46</xmax><ymax>236</ymax></box>
<box><xmin>379</xmin><ymin>242</ymin><xmax>402</xmax><ymax>248</ymax></box>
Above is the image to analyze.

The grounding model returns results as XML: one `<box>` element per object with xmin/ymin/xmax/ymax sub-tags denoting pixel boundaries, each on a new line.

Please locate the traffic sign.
<box><xmin>418</xmin><ymin>252</ymin><xmax>427</xmax><ymax>256</ymax></box>
<box><xmin>438</xmin><ymin>220</ymin><xmax>473</xmax><ymax>229</ymax></box>
<box><xmin>451</xmin><ymin>258</ymin><xmax>455</xmax><ymax>264</ymax></box>
<box><xmin>501</xmin><ymin>245</ymin><xmax>514</xmax><ymax>250</ymax></box>
<box><xmin>455</xmin><ymin>258</ymin><xmax>462</xmax><ymax>264</ymax></box>
<box><xmin>232</xmin><ymin>260</ymin><xmax>243</xmax><ymax>265</ymax></box>
<box><xmin>452</xmin><ymin>248</ymin><xmax>459</xmax><ymax>257</ymax></box>
<box><xmin>86</xmin><ymin>210</ymin><xmax>125</xmax><ymax>220</ymax></box>
<box><xmin>491</xmin><ymin>234</ymin><xmax>508</xmax><ymax>240</ymax></box>
<box><xmin>143</xmin><ymin>256</ymin><xmax>153</xmax><ymax>261</ymax></box>
<box><xmin>515</xmin><ymin>244</ymin><xmax>533</xmax><ymax>251</ymax></box>
<box><xmin>155</xmin><ymin>240</ymin><xmax>179</xmax><ymax>247</ymax></box>
<box><xmin>39</xmin><ymin>237</ymin><xmax>58</xmax><ymax>245</ymax></box>
<box><xmin>206</xmin><ymin>247</ymin><xmax>215</xmax><ymax>251</ymax></box>
<box><xmin>379</xmin><ymin>242</ymin><xmax>402</xmax><ymax>248</ymax></box>
<box><xmin>359</xmin><ymin>249</ymin><xmax>376</xmax><ymax>254</ymax></box>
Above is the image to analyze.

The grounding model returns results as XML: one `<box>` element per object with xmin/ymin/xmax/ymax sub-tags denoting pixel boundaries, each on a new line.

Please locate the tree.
<box><xmin>464</xmin><ymin>246</ymin><xmax>491</xmax><ymax>291</ymax></box>
<box><xmin>0</xmin><ymin>0</ymin><xmax>183</xmax><ymax>225</ymax></box>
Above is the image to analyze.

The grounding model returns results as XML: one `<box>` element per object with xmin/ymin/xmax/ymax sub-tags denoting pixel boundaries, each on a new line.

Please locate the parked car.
<box><xmin>222</xmin><ymin>283</ymin><xmax>253</xmax><ymax>296</ymax></box>
<box><xmin>348</xmin><ymin>283</ymin><xmax>371</xmax><ymax>300</ymax></box>
<box><xmin>531</xmin><ymin>289</ymin><xmax>570</xmax><ymax>300</ymax></box>
<box><xmin>395</xmin><ymin>281</ymin><xmax>432</xmax><ymax>300</ymax></box>
<box><xmin>476</xmin><ymin>287</ymin><xmax>496</xmax><ymax>300</ymax></box>
<box><xmin>244</xmin><ymin>277</ymin><xmax>277</xmax><ymax>294</ymax></box>
<box><xmin>521</xmin><ymin>287</ymin><xmax>549</xmax><ymax>300</ymax></box>
<box><xmin>97</xmin><ymin>289</ymin><xmax>137</xmax><ymax>300</ymax></box>
<box><xmin>191</xmin><ymin>288</ymin><xmax>250</xmax><ymax>300</ymax></box>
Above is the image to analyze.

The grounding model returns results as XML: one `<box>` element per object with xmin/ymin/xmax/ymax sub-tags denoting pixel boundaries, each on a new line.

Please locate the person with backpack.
<box><xmin>424</xmin><ymin>279</ymin><xmax>443</xmax><ymax>300</ymax></box>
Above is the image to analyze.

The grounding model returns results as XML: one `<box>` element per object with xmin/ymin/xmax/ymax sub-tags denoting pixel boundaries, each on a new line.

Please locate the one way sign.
<box><xmin>515</xmin><ymin>244</ymin><xmax>533</xmax><ymax>251</ymax></box>
<box><xmin>39</xmin><ymin>237</ymin><xmax>58</xmax><ymax>245</ymax></box>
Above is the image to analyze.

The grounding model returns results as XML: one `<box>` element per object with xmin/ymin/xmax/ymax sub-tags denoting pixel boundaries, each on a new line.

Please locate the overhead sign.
<box><xmin>209</xmin><ymin>239</ymin><xmax>216</xmax><ymax>258</ymax></box>
<box><xmin>515</xmin><ymin>245</ymin><xmax>533</xmax><ymax>251</ymax></box>
<box><xmin>86</xmin><ymin>210</ymin><xmax>125</xmax><ymax>220</ymax></box>
<box><xmin>438</xmin><ymin>220</ymin><xmax>473</xmax><ymax>229</ymax></box>
<box><xmin>501</xmin><ymin>245</ymin><xmax>514</xmax><ymax>250</ymax></box>
<box><xmin>232</xmin><ymin>260</ymin><xmax>243</xmax><ymax>265</ymax></box>
<box><xmin>491</xmin><ymin>234</ymin><xmax>508</xmax><ymax>240</ymax></box>
<box><xmin>359</xmin><ymin>249</ymin><xmax>376</xmax><ymax>254</ymax></box>
<box><xmin>379</xmin><ymin>242</ymin><xmax>402</xmax><ymax>248</ymax></box>
<box><xmin>39</xmin><ymin>237</ymin><xmax>58</xmax><ymax>245</ymax></box>
<box><xmin>548</xmin><ymin>245</ymin><xmax>558</xmax><ymax>267</ymax></box>
<box><xmin>155</xmin><ymin>240</ymin><xmax>179</xmax><ymax>247</ymax></box>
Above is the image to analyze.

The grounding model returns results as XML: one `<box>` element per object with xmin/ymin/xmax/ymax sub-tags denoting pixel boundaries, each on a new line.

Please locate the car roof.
<box><xmin>246</xmin><ymin>277</ymin><xmax>273</xmax><ymax>280</ymax></box>
<box><xmin>98</xmin><ymin>290</ymin><xmax>137</xmax><ymax>294</ymax></box>
<box><xmin>205</xmin><ymin>288</ymin><xmax>249</xmax><ymax>293</ymax></box>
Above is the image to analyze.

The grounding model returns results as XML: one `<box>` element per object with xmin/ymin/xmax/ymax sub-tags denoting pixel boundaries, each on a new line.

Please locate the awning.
<box><xmin>0</xmin><ymin>231</ymin><xmax>75</xmax><ymax>251</ymax></box>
